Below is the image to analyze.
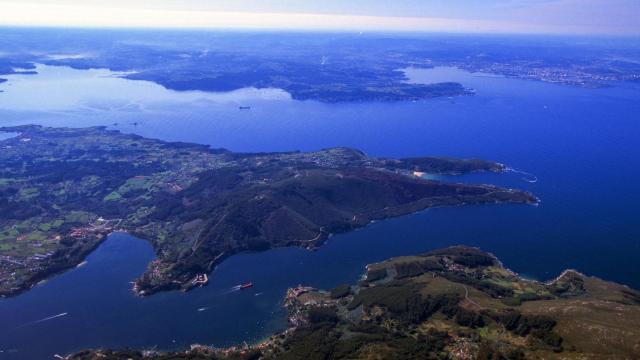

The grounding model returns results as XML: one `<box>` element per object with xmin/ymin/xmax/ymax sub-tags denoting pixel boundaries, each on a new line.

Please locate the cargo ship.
<box><xmin>239</xmin><ymin>282</ymin><xmax>253</xmax><ymax>290</ymax></box>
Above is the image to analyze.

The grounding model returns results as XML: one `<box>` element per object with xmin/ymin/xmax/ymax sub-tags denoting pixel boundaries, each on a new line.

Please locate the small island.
<box><xmin>69</xmin><ymin>246</ymin><xmax>640</xmax><ymax>359</ymax></box>
<box><xmin>0</xmin><ymin>125</ymin><xmax>536</xmax><ymax>297</ymax></box>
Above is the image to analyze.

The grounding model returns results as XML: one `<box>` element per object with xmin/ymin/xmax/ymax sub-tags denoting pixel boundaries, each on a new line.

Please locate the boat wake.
<box><xmin>195</xmin><ymin>285</ymin><xmax>247</xmax><ymax>311</ymax></box>
<box><xmin>204</xmin><ymin>285</ymin><xmax>244</xmax><ymax>300</ymax></box>
<box><xmin>226</xmin><ymin>285</ymin><xmax>242</xmax><ymax>293</ymax></box>
<box><xmin>506</xmin><ymin>167</ymin><xmax>538</xmax><ymax>183</ymax></box>
<box><xmin>18</xmin><ymin>312</ymin><xmax>68</xmax><ymax>328</ymax></box>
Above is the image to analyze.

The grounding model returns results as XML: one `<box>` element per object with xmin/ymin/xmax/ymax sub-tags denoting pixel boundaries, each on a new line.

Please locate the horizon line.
<box><xmin>2</xmin><ymin>24</ymin><xmax>639</xmax><ymax>38</ymax></box>
<box><xmin>1</xmin><ymin>3</ymin><xmax>638</xmax><ymax>36</ymax></box>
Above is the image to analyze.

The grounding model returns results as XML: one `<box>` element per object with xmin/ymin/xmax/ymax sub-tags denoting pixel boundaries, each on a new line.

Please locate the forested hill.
<box><xmin>0</xmin><ymin>125</ymin><xmax>536</xmax><ymax>297</ymax></box>
<box><xmin>70</xmin><ymin>246</ymin><xmax>640</xmax><ymax>360</ymax></box>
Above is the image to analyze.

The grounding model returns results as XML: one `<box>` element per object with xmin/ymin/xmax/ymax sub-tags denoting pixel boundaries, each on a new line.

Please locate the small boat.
<box><xmin>239</xmin><ymin>282</ymin><xmax>253</xmax><ymax>290</ymax></box>
<box><xmin>238</xmin><ymin>106</ymin><xmax>251</xmax><ymax>110</ymax></box>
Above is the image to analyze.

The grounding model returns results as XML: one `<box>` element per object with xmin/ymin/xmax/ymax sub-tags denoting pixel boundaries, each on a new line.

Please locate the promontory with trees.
<box><xmin>0</xmin><ymin>125</ymin><xmax>536</xmax><ymax>297</ymax></box>
<box><xmin>70</xmin><ymin>246</ymin><xmax>640</xmax><ymax>359</ymax></box>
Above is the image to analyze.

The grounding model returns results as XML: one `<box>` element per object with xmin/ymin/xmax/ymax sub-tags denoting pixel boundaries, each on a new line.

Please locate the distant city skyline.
<box><xmin>0</xmin><ymin>0</ymin><xmax>638</xmax><ymax>35</ymax></box>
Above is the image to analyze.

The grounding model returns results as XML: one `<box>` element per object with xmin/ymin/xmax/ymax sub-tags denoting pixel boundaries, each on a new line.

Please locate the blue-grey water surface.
<box><xmin>0</xmin><ymin>65</ymin><xmax>639</xmax><ymax>359</ymax></box>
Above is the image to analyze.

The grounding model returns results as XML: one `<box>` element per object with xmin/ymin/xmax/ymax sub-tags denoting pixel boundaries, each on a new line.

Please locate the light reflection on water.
<box><xmin>0</xmin><ymin>64</ymin><xmax>291</xmax><ymax>113</ymax></box>
<box><xmin>0</xmin><ymin>131</ymin><xmax>19</xmax><ymax>141</ymax></box>
<box><xmin>402</xmin><ymin>66</ymin><xmax>504</xmax><ymax>88</ymax></box>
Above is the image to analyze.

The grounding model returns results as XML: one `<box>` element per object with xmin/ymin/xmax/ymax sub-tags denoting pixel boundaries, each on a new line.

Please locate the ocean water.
<box><xmin>0</xmin><ymin>65</ymin><xmax>639</xmax><ymax>358</ymax></box>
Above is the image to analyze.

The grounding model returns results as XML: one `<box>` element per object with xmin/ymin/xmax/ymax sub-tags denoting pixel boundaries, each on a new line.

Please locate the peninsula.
<box><xmin>69</xmin><ymin>246</ymin><xmax>640</xmax><ymax>359</ymax></box>
<box><xmin>0</xmin><ymin>125</ymin><xmax>536</xmax><ymax>297</ymax></box>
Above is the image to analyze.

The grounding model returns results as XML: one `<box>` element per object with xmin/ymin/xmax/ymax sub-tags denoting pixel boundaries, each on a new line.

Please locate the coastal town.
<box><xmin>0</xmin><ymin>216</ymin><xmax>121</xmax><ymax>296</ymax></box>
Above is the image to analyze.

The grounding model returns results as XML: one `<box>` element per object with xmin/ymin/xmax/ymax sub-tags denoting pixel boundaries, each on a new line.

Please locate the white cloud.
<box><xmin>0</xmin><ymin>1</ymin><xmax>636</xmax><ymax>34</ymax></box>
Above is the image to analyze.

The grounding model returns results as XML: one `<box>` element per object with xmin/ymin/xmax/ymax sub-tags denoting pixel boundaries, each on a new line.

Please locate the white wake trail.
<box><xmin>195</xmin><ymin>285</ymin><xmax>246</xmax><ymax>311</ymax></box>
<box><xmin>18</xmin><ymin>312</ymin><xmax>68</xmax><ymax>328</ymax></box>
<box><xmin>506</xmin><ymin>167</ymin><xmax>538</xmax><ymax>183</ymax></box>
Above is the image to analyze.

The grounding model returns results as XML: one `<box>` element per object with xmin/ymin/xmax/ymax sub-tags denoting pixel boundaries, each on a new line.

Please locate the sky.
<box><xmin>0</xmin><ymin>0</ymin><xmax>638</xmax><ymax>35</ymax></box>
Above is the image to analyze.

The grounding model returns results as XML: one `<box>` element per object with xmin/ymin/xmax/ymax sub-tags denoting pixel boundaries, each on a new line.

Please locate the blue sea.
<box><xmin>0</xmin><ymin>64</ymin><xmax>639</xmax><ymax>359</ymax></box>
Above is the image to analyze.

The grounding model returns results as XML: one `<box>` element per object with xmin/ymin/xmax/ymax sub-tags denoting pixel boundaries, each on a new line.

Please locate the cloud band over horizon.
<box><xmin>0</xmin><ymin>1</ymin><xmax>638</xmax><ymax>35</ymax></box>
